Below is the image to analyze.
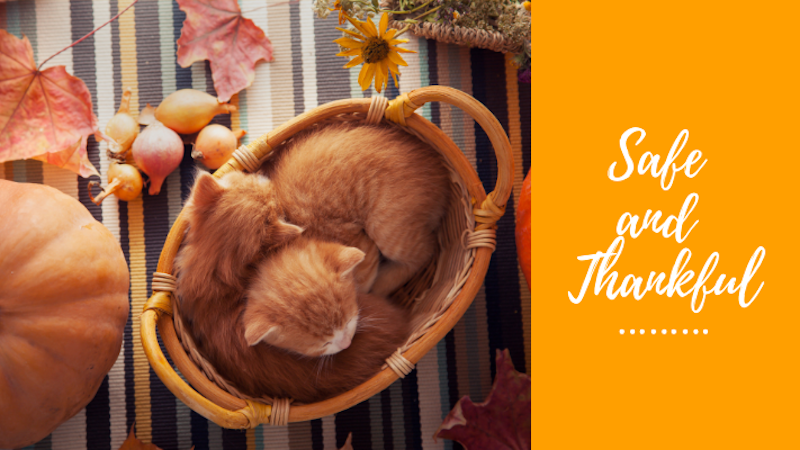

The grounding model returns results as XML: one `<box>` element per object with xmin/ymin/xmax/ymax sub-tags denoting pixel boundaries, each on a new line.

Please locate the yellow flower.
<box><xmin>334</xmin><ymin>13</ymin><xmax>415</xmax><ymax>93</ymax></box>
<box><xmin>330</xmin><ymin>0</ymin><xmax>346</xmax><ymax>25</ymax></box>
<box><xmin>523</xmin><ymin>1</ymin><xmax>531</xmax><ymax>12</ymax></box>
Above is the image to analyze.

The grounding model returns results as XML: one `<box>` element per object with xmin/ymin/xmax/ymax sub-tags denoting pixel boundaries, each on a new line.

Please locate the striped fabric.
<box><xmin>0</xmin><ymin>1</ymin><xmax>531</xmax><ymax>449</ymax></box>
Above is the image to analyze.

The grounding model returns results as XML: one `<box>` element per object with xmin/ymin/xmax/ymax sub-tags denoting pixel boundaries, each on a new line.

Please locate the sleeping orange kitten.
<box><xmin>189</xmin><ymin>236</ymin><xmax>411</xmax><ymax>402</ymax></box>
<box><xmin>175</xmin><ymin>122</ymin><xmax>448</xmax><ymax>401</ymax></box>
<box><xmin>261</xmin><ymin>122</ymin><xmax>451</xmax><ymax>297</ymax></box>
<box><xmin>174</xmin><ymin>171</ymin><xmax>303</xmax><ymax>334</ymax></box>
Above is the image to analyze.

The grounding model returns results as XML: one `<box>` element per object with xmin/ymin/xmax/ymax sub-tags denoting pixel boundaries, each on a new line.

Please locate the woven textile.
<box><xmin>0</xmin><ymin>1</ymin><xmax>531</xmax><ymax>449</ymax></box>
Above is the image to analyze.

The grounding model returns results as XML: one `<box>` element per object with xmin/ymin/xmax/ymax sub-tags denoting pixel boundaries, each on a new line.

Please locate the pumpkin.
<box><xmin>0</xmin><ymin>180</ymin><xmax>130</xmax><ymax>448</ymax></box>
<box><xmin>516</xmin><ymin>170</ymin><xmax>531</xmax><ymax>289</ymax></box>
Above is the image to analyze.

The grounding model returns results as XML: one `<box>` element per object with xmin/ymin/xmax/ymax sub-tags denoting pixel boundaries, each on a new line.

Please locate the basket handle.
<box><xmin>385</xmin><ymin>85</ymin><xmax>515</xmax><ymax>230</ymax></box>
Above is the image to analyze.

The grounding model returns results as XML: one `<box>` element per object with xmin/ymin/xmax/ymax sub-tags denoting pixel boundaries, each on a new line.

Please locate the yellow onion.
<box><xmin>155</xmin><ymin>89</ymin><xmax>237</xmax><ymax>134</ymax></box>
<box><xmin>132</xmin><ymin>120</ymin><xmax>184</xmax><ymax>196</ymax></box>
<box><xmin>87</xmin><ymin>162</ymin><xmax>143</xmax><ymax>204</ymax></box>
<box><xmin>192</xmin><ymin>125</ymin><xmax>247</xmax><ymax>170</ymax></box>
<box><xmin>104</xmin><ymin>89</ymin><xmax>139</xmax><ymax>155</ymax></box>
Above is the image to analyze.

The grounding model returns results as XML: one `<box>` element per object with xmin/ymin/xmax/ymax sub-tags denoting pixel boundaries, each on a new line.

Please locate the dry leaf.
<box><xmin>118</xmin><ymin>424</ymin><xmax>163</xmax><ymax>450</ymax></box>
<box><xmin>434</xmin><ymin>349</ymin><xmax>531</xmax><ymax>450</ymax></box>
<box><xmin>176</xmin><ymin>0</ymin><xmax>274</xmax><ymax>102</ymax></box>
<box><xmin>138</xmin><ymin>103</ymin><xmax>156</xmax><ymax>126</ymax></box>
<box><xmin>339</xmin><ymin>432</ymin><xmax>353</xmax><ymax>450</ymax></box>
<box><xmin>0</xmin><ymin>30</ymin><xmax>99</xmax><ymax>178</ymax></box>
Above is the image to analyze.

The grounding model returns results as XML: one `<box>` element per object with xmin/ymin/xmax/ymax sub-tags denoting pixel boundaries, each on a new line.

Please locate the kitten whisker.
<box><xmin>314</xmin><ymin>354</ymin><xmax>333</xmax><ymax>385</ymax></box>
<box><xmin>356</xmin><ymin>314</ymin><xmax>381</xmax><ymax>331</ymax></box>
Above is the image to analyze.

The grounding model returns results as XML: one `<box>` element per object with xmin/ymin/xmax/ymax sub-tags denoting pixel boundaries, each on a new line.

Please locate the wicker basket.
<box><xmin>141</xmin><ymin>86</ymin><xmax>514</xmax><ymax>428</ymax></box>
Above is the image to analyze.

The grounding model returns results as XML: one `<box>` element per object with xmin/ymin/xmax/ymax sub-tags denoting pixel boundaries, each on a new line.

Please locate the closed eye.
<box><xmin>323</xmin><ymin>342</ymin><xmax>331</xmax><ymax>347</ymax></box>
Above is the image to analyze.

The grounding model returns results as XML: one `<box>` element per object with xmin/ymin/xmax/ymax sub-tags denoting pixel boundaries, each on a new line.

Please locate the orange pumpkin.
<box><xmin>516</xmin><ymin>170</ymin><xmax>531</xmax><ymax>289</ymax></box>
<box><xmin>0</xmin><ymin>180</ymin><xmax>130</xmax><ymax>448</ymax></box>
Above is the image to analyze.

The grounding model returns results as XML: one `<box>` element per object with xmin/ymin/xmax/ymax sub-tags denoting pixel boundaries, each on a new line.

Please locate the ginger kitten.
<box><xmin>261</xmin><ymin>122</ymin><xmax>451</xmax><ymax>297</ymax></box>
<box><xmin>197</xmin><ymin>236</ymin><xmax>412</xmax><ymax>403</ymax></box>
<box><xmin>175</xmin><ymin>171</ymin><xmax>303</xmax><ymax>344</ymax></box>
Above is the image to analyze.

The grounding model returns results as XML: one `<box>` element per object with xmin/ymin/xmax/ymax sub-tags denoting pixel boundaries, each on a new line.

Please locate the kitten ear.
<box><xmin>243</xmin><ymin>317</ymin><xmax>282</xmax><ymax>347</ymax></box>
<box><xmin>336</xmin><ymin>246</ymin><xmax>366</xmax><ymax>280</ymax></box>
<box><xmin>271</xmin><ymin>219</ymin><xmax>304</xmax><ymax>245</ymax></box>
<box><xmin>191</xmin><ymin>172</ymin><xmax>225</xmax><ymax>208</ymax></box>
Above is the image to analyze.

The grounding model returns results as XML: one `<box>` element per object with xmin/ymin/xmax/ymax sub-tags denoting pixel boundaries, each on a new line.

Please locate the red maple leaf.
<box><xmin>435</xmin><ymin>349</ymin><xmax>531</xmax><ymax>450</ymax></box>
<box><xmin>176</xmin><ymin>0</ymin><xmax>274</xmax><ymax>102</ymax></box>
<box><xmin>0</xmin><ymin>29</ymin><xmax>99</xmax><ymax>178</ymax></box>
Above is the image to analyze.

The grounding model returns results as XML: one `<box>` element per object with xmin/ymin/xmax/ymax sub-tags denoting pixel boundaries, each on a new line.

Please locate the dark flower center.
<box><xmin>363</xmin><ymin>37</ymin><xmax>390</xmax><ymax>64</ymax></box>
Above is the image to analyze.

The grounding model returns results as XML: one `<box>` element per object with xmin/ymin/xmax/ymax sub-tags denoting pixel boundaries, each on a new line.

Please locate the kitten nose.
<box><xmin>336</xmin><ymin>334</ymin><xmax>352</xmax><ymax>350</ymax></box>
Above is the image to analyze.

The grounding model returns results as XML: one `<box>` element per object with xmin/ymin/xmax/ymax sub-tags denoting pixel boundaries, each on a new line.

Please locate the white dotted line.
<box><xmin>620</xmin><ymin>329</ymin><xmax>708</xmax><ymax>335</ymax></box>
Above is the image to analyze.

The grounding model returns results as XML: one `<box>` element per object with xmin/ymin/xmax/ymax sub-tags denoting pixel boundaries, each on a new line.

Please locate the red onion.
<box><xmin>132</xmin><ymin>120</ymin><xmax>184</xmax><ymax>195</ymax></box>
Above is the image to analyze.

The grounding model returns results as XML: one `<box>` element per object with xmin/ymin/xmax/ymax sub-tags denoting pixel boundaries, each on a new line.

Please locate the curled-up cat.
<box><xmin>175</xmin><ymin>171</ymin><xmax>303</xmax><ymax>338</ymax></box>
<box><xmin>191</xmin><ymin>235</ymin><xmax>411</xmax><ymax>403</ymax></box>
<box><xmin>261</xmin><ymin>122</ymin><xmax>451</xmax><ymax>297</ymax></box>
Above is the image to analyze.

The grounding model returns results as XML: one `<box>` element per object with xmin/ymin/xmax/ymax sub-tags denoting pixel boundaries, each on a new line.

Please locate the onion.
<box><xmin>104</xmin><ymin>88</ymin><xmax>138</xmax><ymax>155</ymax></box>
<box><xmin>87</xmin><ymin>162</ymin><xmax>143</xmax><ymax>204</ymax></box>
<box><xmin>192</xmin><ymin>125</ymin><xmax>247</xmax><ymax>170</ymax></box>
<box><xmin>155</xmin><ymin>89</ymin><xmax>237</xmax><ymax>134</ymax></box>
<box><xmin>132</xmin><ymin>120</ymin><xmax>184</xmax><ymax>196</ymax></box>
<box><xmin>138</xmin><ymin>103</ymin><xmax>156</xmax><ymax>126</ymax></box>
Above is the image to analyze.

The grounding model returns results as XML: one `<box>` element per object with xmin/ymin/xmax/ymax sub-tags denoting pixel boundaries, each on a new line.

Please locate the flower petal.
<box><xmin>386</xmin><ymin>59</ymin><xmax>399</xmax><ymax>74</ymax></box>
<box><xmin>374</xmin><ymin>62</ymin><xmax>385</xmax><ymax>93</ymax></box>
<box><xmin>363</xmin><ymin>17</ymin><xmax>378</xmax><ymax>37</ymax></box>
<box><xmin>391</xmin><ymin>71</ymin><xmax>399</xmax><ymax>88</ymax></box>
<box><xmin>379</xmin><ymin>13</ymin><xmax>389</xmax><ymax>37</ymax></box>
<box><xmin>337</xmin><ymin>48</ymin><xmax>363</xmax><ymax>57</ymax></box>
<box><xmin>383</xmin><ymin>28</ymin><xmax>398</xmax><ymax>40</ymax></box>
<box><xmin>387</xmin><ymin>38</ymin><xmax>410</xmax><ymax>46</ymax></box>
<box><xmin>336</xmin><ymin>27</ymin><xmax>366</xmax><ymax>40</ymax></box>
<box><xmin>390</xmin><ymin>45</ymin><xmax>416</xmax><ymax>54</ymax></box>
<box><xmin>343</xmin><ymin>55</ymin><xmax>364</xmax><ymax>69</ymax></box>
<box><xmin>388</xmin><ymin>51</ymin><xmax>407</xmax><ymax>66</ymax></box>
<box><xmin>346</xmin><ymin>16</ymin><xmax>372</xmax><ymax>37</ymax></box>
<box><xmin>359</xmin><ymin>63</ymin><xmax>376</xmax><ymax>91</ymax></box>
<box><xmin>334</xmin><ymin>37</ymin><xmax>365</xmax><ymax>49</ymax></box>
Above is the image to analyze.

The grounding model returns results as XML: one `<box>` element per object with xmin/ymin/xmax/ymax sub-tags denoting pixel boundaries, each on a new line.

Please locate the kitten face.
<box><xmin>322</xmin><ymin>316</ymin><xmax>358</xmax><ymax>355</ymax></box>
<box><xmin>243</xmin><ymin>237</ymin><xmax>367</xmax><ymax>357</ymax></box>
<box><xmin>185</xmin><ymin>171</ymin><xmax>304</xmax><ymax>250</ymax></box>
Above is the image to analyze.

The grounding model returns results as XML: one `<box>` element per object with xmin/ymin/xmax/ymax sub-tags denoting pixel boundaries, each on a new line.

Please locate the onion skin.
<box><xmin>132</xmin><ymin>121</ymin><xmax>184</xmax><ymax>196</ymax></box>
<box><xmin>88</xmin><ymin>163</ymin><xmax>143</xmax><ymax>204</ymax></box>
<box><xmin>155</xmin><ymin>89</ymin><xmax>237</xmax><ymax>134</ymax></box>
<box><xmin>192</xmin><ymin>125</ymin><xmax>246</xmax><ymax>170</ymax></box>
<box><xmin>105</xmin><ymin>89</ymin><xmax>139</xmax><ymax>154</ymax></box>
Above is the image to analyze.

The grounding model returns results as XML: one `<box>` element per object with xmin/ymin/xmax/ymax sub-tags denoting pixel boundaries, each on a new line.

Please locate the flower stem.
<box><xmin>383</xmin><ymin>0</ymin><xmax>435</xmax><ymax>15</ymax></box>
<box><xmin>38</xmin><ymin>0</ymin><xmax>139</xmax><ymax>70</ymax></box>
<box><xmin>411</xmin><ymin>4</ymin><xmax>442</xmax><ymax>21</ymax></box>
<box><xmin>394</xmin><ymin>24</ymin><xmax>413</xmax><ymax>38</ymax></box>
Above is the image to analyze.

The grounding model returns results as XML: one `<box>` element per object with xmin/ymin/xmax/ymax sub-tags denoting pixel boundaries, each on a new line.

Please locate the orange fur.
<box><xmin>195</xmin><ymin>237</ymin><xmax>411</xmax><ymax>403</ymax></box>
<box><xmin>175</xmin><ymin>123</ymin><xmax>447</xmax><ymax>402</ymax></box>
<box><xmin>242</xmin><ymin>236</ymin><xmax>365</xmax><ymax>356</ymax></box>
<box><xmin>175</xmin><ymin>171</ymin><xmax>302</xmax><ymax>345</ymax></box>
<box><xmin>262</xmin><ymin>122</ymin><xmax>451</xmax><ymax>296</ymax></box>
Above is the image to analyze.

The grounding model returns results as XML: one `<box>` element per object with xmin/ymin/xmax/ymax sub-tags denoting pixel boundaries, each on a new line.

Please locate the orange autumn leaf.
<box><xmin>0</xmin><ymin>29</ymin><xmax>99</xmax><ymax>178</ymax></box>
<box><xmin>339</xmin><ymin>433</ymin><xmax>353</xmax><ymax>450</ymax></box>
<box><xmin>176</xmin><ymin>0</ymin><xmax>274</xmax><ymax>102</ymax></box>
<box><xmin>118</xmin><ymin>424</ymin><xmax>163</xmax><ymax>450</ymax></box>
